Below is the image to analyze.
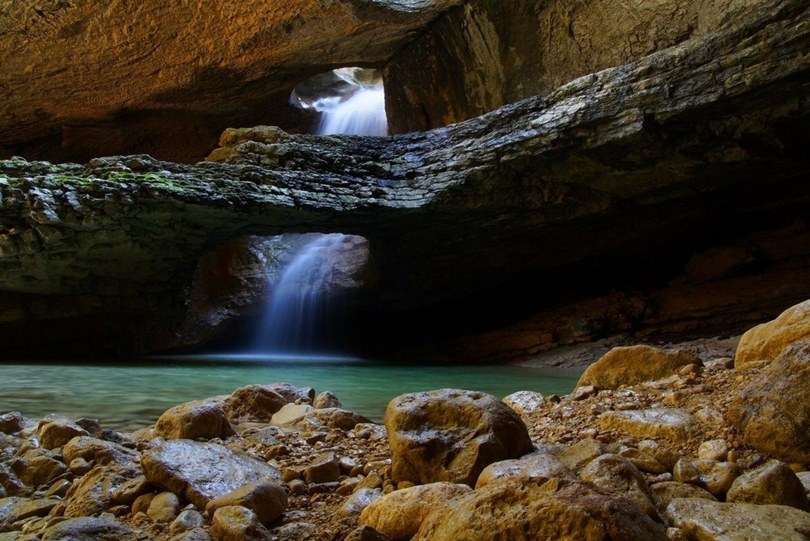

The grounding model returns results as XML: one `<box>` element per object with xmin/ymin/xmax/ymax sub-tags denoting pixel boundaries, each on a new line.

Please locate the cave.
<box><xmin>2</xmin><ymin>1</ymin><xmax>810</xmax><ymax>538</ymax></box>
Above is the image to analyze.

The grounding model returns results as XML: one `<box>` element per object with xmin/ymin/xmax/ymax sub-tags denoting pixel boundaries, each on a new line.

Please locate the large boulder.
<box><xmin>359</xmin><ymin>482</ymin><xmax>472</xmax><ymax>541</ymax></box>
<box><xmin>475</xmin><ymin>452</ymin><xmax>572</xmax><ymax>489</ymax></box>
<box><xmin>727</xmin><ymin>339</ymin><xmax>810</xmax><ymax>462</ymax></box>
<box><xmin>141</xmin><ymin>440</ymin><xmax>281</xmax><ymax>509</ymax></box>
<box><xmin>577</xmin><ymin>346</ymin><xmax>701</xmax><ymax>389</ymax></box>
<box><xmin>735</xmin><ymin>299</ymin><xmax>810</xmax><ymax>368</ymax></box>
<box><xmin>413</xmin><ymin>478</ymin><xmax>667</xmax><ymax>541</ymax></box>
<box><xmin>64</xmin><ymin>466</ymin><xmax>133</xmax><ymax>518</ymax></box>
<box><xmin>154</xmin><ymin>399</ymin><xmax>235</xmax><ymax>440</ymax></box>
<box><xmin>579</xmin><ymin>454</ymin><xmax>658</xmax><ymax>520</ymax></box>
<box><xmin>62</xmin><ymin>436</ymin><xmax>138</xmax><ymax>468</ymax></box>
<box><xmin>726</xmin><ymin>460</ymin><xmax>809</xmax><ymax>510</ymax></box>
<box><xmin>665</xmin><ymin>497</ymin><xmax>810</xmax><ymax>541</ymax></box>
<box><xmin>385</xmin><ymin>389</ymin><xmax>533</xmax><ymax>486</ymax></box>
<box><xmin>37</xmin><ymin>416</ymin><xmax>90</xmax><ymax>450</ymax></box>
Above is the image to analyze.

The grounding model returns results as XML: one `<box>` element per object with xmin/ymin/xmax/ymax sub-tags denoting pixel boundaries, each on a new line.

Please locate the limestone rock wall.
<box><xmin>0</xmin><ymin>0</ymin><xmax>459</xmax><ymax>163</ymax></box>
<box><xmin>384</xmin><ymin>0</ymin><xmax>763</xmax><ymax>132</ymax></box>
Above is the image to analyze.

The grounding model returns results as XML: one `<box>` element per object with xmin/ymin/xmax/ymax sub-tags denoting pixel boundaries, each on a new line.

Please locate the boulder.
<box><xmin>735</xmin><ymin>299</ymin><xmax>810</xmax><ymax>368</ymax></box>
<box><xmin>475</xmin><ymin>452</ymin><xmax>572</xmax><ymax>489</ymax></box>
<box><xmin>665</xmin><ymin>498</ymin><xmax>810</xmax><ymax>541</ymax></box>
<box><xmin>556</xmin><ymin>439</ymin><xmax>608</xmax><ymax>471</ymax></box>
<box><xmin>222</xmin><ymin>386</ymin><xmax>287</xmax><ymax>422</ymax></box>
<box><xmin>579</xmin><ymin>454</ymin><xmax>659</xmax><ymax>519</ymax></box>
<box><xmin>64</xmin><ymin>466</ymin><xmax>132</xmax><ymax>518</ymax></box>
<box><xmin>305</xmin><ymin>408</ymin><xmax>370</xmax><ymax>431</ymax></box>
<box><xmin>141</xmin><ymin>439</ymin><xmax>281</xmax><ymax>509</ymax></box>
<box><xmin>9</xmin><ymin>449</ymin><xmax>69</xmax><ymax>488</ymax></box>
<box><xmin>577</xmin><ymin>346</ymin><xmax>701</xmax><ymax>389</ymax></box>
<box><xmin>728</xmin><ymin>339</ymin><xmax>810</xmax><ymax>462</ymax></box>
<box><xmin>210</xmin><ymin>505</ymin><xmax>271</xmax><ymax>541</ymax></box>
<box><xmin>269</xmin><ymin>404</ymin><xmax>314</xmax><ymax>427</ymax></box>
<box><xmin>154</xmin><ymin>399</ymin><xmax>234</xmax><ymax>440</ymax></box>
<box><xmin>726</xmin><ymin>460</ymin><xmax>809</xmax><ymax>510</ymax></box>
<box><xmin>313</xmin><ymin>391</ymin><xmax>343</xmax><ymax>409</ymax></box>
<box><xmin>170</xmin><ymin>509</ymin><xmax>205</xmax><ymax>535</ymax></box>
<box><xmin>600</xmin><ymin>409</ymin><xmax>694</xmax><ymax>441</ymax></box>
<box><xmin>672</xmin><ymin>459</ymin><xmax>740</xmax><ymax>498</ymax></box>
<box><xmin>263</xmin><ymin>383</ymin><xmax>315</xmax><ymax>404</ymax></box>
<box><xmin>413</xmin><ymin>478</ymin><xmax>667</xmax><ymax>541</ymax></box>
<box><xmin>37</xmin><ymin>416</ymin><xmax>89</xmax><ymax>450</ymax></box>
<box><xmin>501</xmin><ymin>391</ymin><xmax>545</xmax><ymax>416</ymax></box>
<box><xmin>359</xmin><ymin>482</ymin><xmax>472</xmax><ymax>541</ymax></box>
<box><xmin>0</xmin><ymin>496</ymin><xmax>60</xmax><ymax>531</ymax></box>
<box><xmin>40</xmin><ymin>516</ymin><xmax>138</xmax><ymax>541</ymax></box>
<box><xmin>385</xmin><ymin>389</ymin><xmax>533</xmax><ymax>486</ymax></box>
<box><xmin>650</xmin><ymin>482</ymin><xmax>716</xmax><ymax>514</ymax></box>
<box><xmin>205</xmin><ymin>480</ymin><xmax>287</xmax><ymax>525</ymax></box>
<box><xmin>304</xmin><ymin>453</ymin><xmax>341</xmax><ymax>484</ymax></box>
<box><xmin>62</xmin><ymin>436</ymin><xmax>137</xmax><ymax>468</ymax></box>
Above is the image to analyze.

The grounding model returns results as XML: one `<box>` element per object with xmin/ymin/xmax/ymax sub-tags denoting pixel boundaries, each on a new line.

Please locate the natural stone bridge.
<box><xmin>1</xmin><ymin>0</ymin><xmax>809</xmax><ymax>356</ymax></box>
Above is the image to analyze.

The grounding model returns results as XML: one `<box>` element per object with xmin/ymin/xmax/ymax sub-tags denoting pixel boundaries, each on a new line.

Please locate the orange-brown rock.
<box><xmin>412</xmin><ymin>478</ymin><xmax>667</xmax><ymax>541</ymax></box>
<box><xmin>577</xmin><ymin>346</ymin><xmax>701</xmax><ymax>389</ymax></box>
<box><xmin>359</xmin><ymin>482</ymin><xmax>472</xmax><ymax>541</ymax></box>
<box><xmin>385</xmin><ymin>389</ymin><xmax>533</xmax><ymax>486</ymax></box>
<box><xmin>735</xmin><ymin>299</ymin><xmax>810</xmax><ymax>368</ymax></box>
<box><xmin>154</xmin><ymin>399</ymin><xmax>234</xmax><ymax>440</ymax></box>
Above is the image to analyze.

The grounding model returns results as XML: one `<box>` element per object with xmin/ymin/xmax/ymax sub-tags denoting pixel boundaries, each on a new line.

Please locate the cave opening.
<box><xmin>289</xmin><ymin>67</ymin><xmax>389</xmax><ymax>136</ymax></box>
<box><xmin>183</xmin><ymin>232</ymin><xmax>375</xmax><ymax>357</ymax></box>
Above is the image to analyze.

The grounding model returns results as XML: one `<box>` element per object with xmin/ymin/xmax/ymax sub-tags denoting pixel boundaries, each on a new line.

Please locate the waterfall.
<box><xmin>316</xmin><ymin>86</ymin><xmax>388</xmax><ymax>136</ymax></box>
<box><xmin>253</xmin><ymin>234</ymin><xmax>350</xmax><ymax>354</ymax></box>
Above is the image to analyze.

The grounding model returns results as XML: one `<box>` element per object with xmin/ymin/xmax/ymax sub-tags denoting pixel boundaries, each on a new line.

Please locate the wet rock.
<box><xmin>304</xmin><ymin>453</ymin><xmax>341</xmax><ymax>484</ymax></box>
<box><xmin>360</xmin><ymin>482</ymin><xmax>472</xmax><ymax>541</ymax></box>
<box><xmin>354</xmin><ymin>424</ymin><xmax>387</xmax><ymax>441</ymax></box>
<box><xmin>147</xmin><ymin>491</ymin><xmax>181</xmax><ymax>523</ymax></box>
<box><xmin>141</xmin><ymin>440</ymin><xmax>281</xmax><ymax>509</ymax></box>
<box><xmin>211</xmin><ymin>505</ymin><xmax>271</xmax><ymax>541</ymax></box>
<box><xmin>340</xmin><ymin>488</ymin><xmax>383</xmax><ymax>517</ymax></box>
<box><xmin>673</xmin><ymin>459</ymin><xmax>739</xmax><ymax>498</ymax></box>
<box><xmin>154</xmin><ymin>399</ymin><xmax>234</xmax><ymax>440</ymax></box>
<box><xmin>269</xmin><ymin>404</ymin><xmax>314</xmax><ymax>427</ymax></box>
<box><xmin>580</xmin><ymin>454</ymin><xmax>659</xmax><ymax>519</ymax></box>
<box><xmin>133</xmin><ymin>493</ymin><xmax>156</xmax><ymax>515</ymax></box>
<box><xmin>68</xmin><ymin>458</ymin><xmax>91</xmax><ymax>476</ymax></box>
<box><xmin>44</xmin><ymin>479</ymin><xmax>71</xmax><ymax>498</ymax></box>
<box><xmin>475</xmin><ymin>452</ymin><xmax>572</xmax><ymax>489</ymax></box>
<box><xmin>650</xmin><ymin>482</ymin><xmax>716</xmax><ymax>514</ymax></box>
<box><xmin>263</xmin><ymin>383</ymin><xmax>315</xmax><ymax>404</ymax></box>
<box><xmin>577</xmin><ymin>346</ymin><xmax>701</xmax><ymax>389</ymax></box>
<box><xmin>501</xmin><ymin>391</ymin><xmax>545</xmax><ymax>415</ymax></box>
<box><xmin>9</xmin><ymin>450</ymin><xmax>69</xmax><ymax>488</ymax></box>
<box><xmin>735</xmin><ymin>299</ymin><xmax>810</xmax><ymax>368</ymax></box>
<box><xmin>413</xmin><ymin>478</ymin><xmax>667</xmax><ymax>541</ymax></box>
<box><xmin>313</xmin><ymin>391</ymin><xmax>342</xmax><ymax>409</ymax></box>
<box><xmin>205</xmin><ymin>480</ymin><xmax>287</xmax><ymax>525</ymax></box>
<box><xmin>170</xmin><ymin>509</ymin><xmax>205</xmax><ymax>535</ymax></box>
<box><xmin>0</xmin><ymin>497</ymin><xmax>60</xmax><ymax>531</ymax></box>
<box><xmin>618</xmin><ymin>447</ymin><xmax>668</xmax><ymax>474</ymax></box>
<box><xmin>728</xmin><ymin>339</ymin><xmax>810</xmax><ymax>462</ymax></box>
<box><xmin>726</xmin><ymin>460</ymin><xmax>809</xmax><ymax>510</ymax></box>
<box><xmin>600</xmin><ymin>408</ymin><xmax>694</xmax><ymax>441</ymax></box>
<box><xmin>222</xmin><ymin>385</ymin><xmax>287</xmax><ymax>422</ymax></box>
<box><xmin>37</xmin><ymin>417</ymin><xmax>89</xmax><ymax>450</ymax></box>
<box><xmin>385</xmin><ymin>389</ymin><xmax>533</xmax><ymax>486</ymax></box>
<box><xmin>556</xmin><ymin>439</ymin><xmax>608</xmax><ymax>471</ymax></box>
<box><xmin>64</xmin><ymin>466</ymin><xmax>132</xmax><ymax>518</ymax></box>
<box><xmin>39</xmin><ymin>515</ymin><xmax>137</xmax><ymax>541</ymax></box>
<box><xmin>665</xmin><ymin>498</ymin><xmax>810</xmax><ymax>541</ymax></box>
<box><xmin>0</xmin><ymin>414</ymin><xmax>25</xmax><ymax>435</ymax></box>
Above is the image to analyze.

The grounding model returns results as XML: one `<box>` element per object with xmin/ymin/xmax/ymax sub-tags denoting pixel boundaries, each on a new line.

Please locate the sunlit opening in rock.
<box><xmin>290</xmin><ymin>67</ymin><xmax>388</xmax><ymax>136</ymax></box>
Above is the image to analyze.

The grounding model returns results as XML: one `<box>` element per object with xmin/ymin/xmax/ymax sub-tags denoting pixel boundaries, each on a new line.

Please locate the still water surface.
<box><xmin>0</xmin><ymin>355</ymin><xmax>581</xmax><ymax>431</ymax></box>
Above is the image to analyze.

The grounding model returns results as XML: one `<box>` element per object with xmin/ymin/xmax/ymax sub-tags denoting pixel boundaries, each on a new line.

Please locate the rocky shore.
<box><xmin>2</xmin><ymin>300</ymin><xmax>810</xmax><ymax>540</ymax></box>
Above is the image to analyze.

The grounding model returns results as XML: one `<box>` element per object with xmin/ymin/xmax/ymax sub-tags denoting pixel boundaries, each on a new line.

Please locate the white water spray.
<box><xmin>315</xmin><ymin>86</ymin><xmax>388</xmax><ymax>136</ymax></box>
<box><xmin>253</xmin><ymin>234</ymin><xmax>350</xmax><ymax>354</ymax></box>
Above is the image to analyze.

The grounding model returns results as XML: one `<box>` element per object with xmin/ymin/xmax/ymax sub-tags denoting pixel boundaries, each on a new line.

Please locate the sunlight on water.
<box><xmin>0</xmin><ymin>356</ymin><xmax>581</xmax><ymax>431</ymax></box>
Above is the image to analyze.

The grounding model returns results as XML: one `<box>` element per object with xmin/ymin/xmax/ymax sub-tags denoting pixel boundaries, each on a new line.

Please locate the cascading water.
<box><xmin>315</xmin><ymin>86</ymin><xmax>388</xmax><ymax>136</ymax></box>
<box><xmin>252</xmin><ymin>234</ymin><xmax>350</xmax><ymax>355</ymax></box>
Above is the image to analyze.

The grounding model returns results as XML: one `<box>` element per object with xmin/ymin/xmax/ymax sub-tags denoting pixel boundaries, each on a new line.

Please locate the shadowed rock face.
<box><xmin>0</xmin><ymin>0</ymin><xmax>809</xmax><ymax>357</ymax></box>
<box><xmin>0</xmin><ymin>0</ymin><xmax>460</xmax><ymax>163</ymax></box>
